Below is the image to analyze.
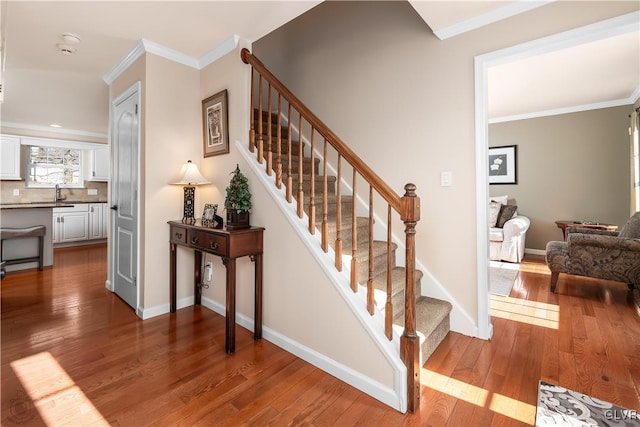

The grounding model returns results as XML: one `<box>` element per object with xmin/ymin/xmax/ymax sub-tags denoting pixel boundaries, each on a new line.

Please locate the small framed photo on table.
<box><xmin>489</xmin><ymin>145</ymin><xmax>517</xmax><ymax>185</ymax></box>
<box><xmin>202</xmin><ymin>89</ymin><xmax>229</xmax><ymax>157</ymax></box>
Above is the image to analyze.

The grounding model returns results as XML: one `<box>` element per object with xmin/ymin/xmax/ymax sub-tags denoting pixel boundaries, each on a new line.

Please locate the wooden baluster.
<box><xmin>335</xmin><ymin>155</ymin><xmax>343</xmax><ymax>271</ymax></box>
<box><xmin>308</xmin><ymin>128</ymin><xmax>316</xmax><ymax>235</ymax></box>
<box><xmin>266</xmin><ymin>84</ymin><xmax>273</xmax><ymax>176</ymax></box>
<box><xmin>276</xmin><ymin>94</ymin><xmax>282</xmax><ymax>189</ymax></box>
<box><xmin>297</xmin><ymin>113</ymin><xmax>304</xmax><ymax>218</ymax></box>
<box><xmin>321</xmin><ymin>139</ymin><xmax>328</xmax><ymax>252</ymax></box>
<box><xmin>400</xmin><ymin>183</ymin><xmax>420</xmax><ymax>413</ymax></box>
<box><xmin>286</xmin><ymin>104</ymin><xmax>293</xmax><ymax>203</ymax></box>
<box><xmin>249</xmin><ymin>68</ymin><xmax>255</xmax><ymax>153</ymax></box>
<box><xmin>385</xmin><ymin>204</ymin><xmax>393</xmax><ymax>340</ymax></box>
<box><xmin>350</xmin><ymin>170</ymin><xmax>358</xmax><ymax>293</ymax></box>
<box><xmin>367</xmin><ymin>186</ymin><xmax>374</xmax><ymax>315</ymax></box>
<box><xmin>257</xmin><ymin>75</ymin><xmax>264</xmax><ymax>164</ymax></box>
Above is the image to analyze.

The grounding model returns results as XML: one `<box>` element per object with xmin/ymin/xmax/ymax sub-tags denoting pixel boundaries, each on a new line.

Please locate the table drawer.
<box><xmin>186</xmin><ymin>229</ymin><xmax>227</xmax><ymax>255</ymax></box>
<box><xmin>170</xmin><ymin>226</ymin><xmax>187</xmax><ymax>244</ymax></box>
<box><xmin>204</xmin><ymin>234</ymin><xmax>227</xmax><ymax>255</ymax></box>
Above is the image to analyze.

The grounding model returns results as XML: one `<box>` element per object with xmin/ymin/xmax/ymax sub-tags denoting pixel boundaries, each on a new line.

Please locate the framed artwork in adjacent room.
<box><xmin>489</xmin><ymin>145</ymin><xmax>517</xmax><ymax>185</ymax></box>
<box><xmin>202</xmin><ymin>89</ymin><xmax>229</xmax><ymax>157</ymax></box>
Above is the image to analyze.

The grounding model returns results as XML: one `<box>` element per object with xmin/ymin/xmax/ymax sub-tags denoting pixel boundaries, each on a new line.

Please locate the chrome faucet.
<box><xmin>54</xmin><ymin>184</ymin><xmax>62</xmax><ymax>202</ymax></box>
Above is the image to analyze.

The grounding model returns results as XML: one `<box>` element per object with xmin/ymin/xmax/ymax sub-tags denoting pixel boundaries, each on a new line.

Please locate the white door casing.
<box><xmin>111</xmin><ymin>83</ymin><xmax>140</xmax><ymax>311</ymax></box>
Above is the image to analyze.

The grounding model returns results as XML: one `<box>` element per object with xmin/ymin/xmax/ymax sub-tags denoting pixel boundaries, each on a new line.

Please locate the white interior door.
<box><xmin>111</xmin><ymin>84</ymin><xmax>140</xmax><ymax>310</ymax></box>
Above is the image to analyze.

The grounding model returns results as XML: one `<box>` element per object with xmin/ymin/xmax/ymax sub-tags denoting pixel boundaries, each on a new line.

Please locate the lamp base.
<box><xmin>182</xmin><ymin>186</ymin><xmax>196</xmax><ymax>223</ymax></box>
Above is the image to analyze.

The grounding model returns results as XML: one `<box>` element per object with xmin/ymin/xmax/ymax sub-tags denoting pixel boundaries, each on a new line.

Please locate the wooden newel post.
<box><xmin>400</xmin><ymin>183</ymin><xmax>420</xmax><ymax>413</ymax></box>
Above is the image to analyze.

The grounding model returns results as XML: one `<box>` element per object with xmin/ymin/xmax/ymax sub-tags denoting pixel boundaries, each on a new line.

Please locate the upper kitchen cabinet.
<box><xmin>0</xmin><ymin>135</ymin><xmax>22</xmax><ymax>180</ymax></box>
<box><xmin>89</xmin><ymin>147</ymin><xmax>109</xmax><ymax>182</ymax></box>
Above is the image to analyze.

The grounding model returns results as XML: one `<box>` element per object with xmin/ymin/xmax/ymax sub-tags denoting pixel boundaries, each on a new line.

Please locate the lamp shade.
<box><xmin>171</xmin><ymin>160</ymin><xmax>210</xmax><ymax>186</ymax></box>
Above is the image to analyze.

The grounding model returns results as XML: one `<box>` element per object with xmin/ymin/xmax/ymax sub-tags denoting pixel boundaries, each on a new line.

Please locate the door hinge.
<box><xmin>133</xmin><ymin>277</ymin><xmax>137</xmax><ymax>287</ymax></box>
<box><xmin>135</xmin><ymin>104</ymin><xmax>139</xmax><ymax>114</ymax></box>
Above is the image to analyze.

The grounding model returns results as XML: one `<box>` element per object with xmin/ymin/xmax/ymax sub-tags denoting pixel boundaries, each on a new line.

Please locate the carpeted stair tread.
<box><xmin>393</xmin><ymin>296</ymin><xmax>452</xmax><ymax>363</ymax></box>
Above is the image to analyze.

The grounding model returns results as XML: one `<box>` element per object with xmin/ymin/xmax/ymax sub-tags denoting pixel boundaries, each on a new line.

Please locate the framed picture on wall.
<box><xmin>202</xmin><ymin>89</ymin><xmax>229</xmax><ymax>157</ymax></box>
<box><xmin>489</xmin><ymin>145</ymin><xmax>517</xmax><ymax>185</ymax></box>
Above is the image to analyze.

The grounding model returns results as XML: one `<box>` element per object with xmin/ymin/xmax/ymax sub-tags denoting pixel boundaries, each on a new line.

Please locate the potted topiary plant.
<box><xmin>224</xmin><ymin>164</ymin><xmax>252</xmax><ymax>230</ymax></box>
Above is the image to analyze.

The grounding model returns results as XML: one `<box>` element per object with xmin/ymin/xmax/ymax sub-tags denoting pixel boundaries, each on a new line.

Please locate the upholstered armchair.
<box><xmin>489</xmin><ymin>196</ymin><xmax>530</xmax><ymax>263</ymax></box>
<box><xmin>545</xmin><ymin>212</ymin><xmax>640</xmax><ymax>292</ymax></box>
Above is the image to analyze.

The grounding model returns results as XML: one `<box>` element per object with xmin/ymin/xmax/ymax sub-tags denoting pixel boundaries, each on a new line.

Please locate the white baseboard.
<box><xmin>201</xmin><ymin>295</ymin><xmax>402</xmax><ymax>412</ymax></box>
<box><xmin>137</xmin><ymin>296</ymin><xmax>194</xmax><ymax>320</ymax></box>
<box><xmin>525</xmin><ymin>248</ymin><xmax>546</xmax><ymax>256</ymax></box>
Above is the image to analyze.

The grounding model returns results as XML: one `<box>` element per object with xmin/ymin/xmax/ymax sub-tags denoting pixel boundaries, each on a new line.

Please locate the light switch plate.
<box><xmin>440</xmin><ymin>171</ymin><xmax>453</xmax><ymax>187</ymax></box>
<box><xmin>12</xmin><ymin>189</ymin><xmax>19</xmax><ymax>196</ymax></box>
<box><xmin>87</xmin><ymin>189</ymin><xmax>98</xmax><ymax>195</ymax></box>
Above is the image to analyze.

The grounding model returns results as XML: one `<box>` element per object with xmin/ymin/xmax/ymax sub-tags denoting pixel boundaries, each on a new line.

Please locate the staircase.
<box><xmin>254</xmin><ymin>108</ymin><xmax>452</xmax><ymax>365</ymax></box>
<box><xmin>242</xmin><ymin>48</ymin><xmax>451</xmax><ymax>412</ymax></box>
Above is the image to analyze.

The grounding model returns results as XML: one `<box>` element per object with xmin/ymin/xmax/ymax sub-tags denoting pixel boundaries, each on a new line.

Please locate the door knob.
<box><xmin>110</xmin><ymin>205</ymin><xmax>118</xmax><ymax>211</ymax></box>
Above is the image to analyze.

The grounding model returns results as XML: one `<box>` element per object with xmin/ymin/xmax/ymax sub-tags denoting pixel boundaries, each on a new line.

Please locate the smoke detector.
<box><xmin>57</xmin><ymin>33</ymin><xmax>81</xmax><ymax>55</ymax></box>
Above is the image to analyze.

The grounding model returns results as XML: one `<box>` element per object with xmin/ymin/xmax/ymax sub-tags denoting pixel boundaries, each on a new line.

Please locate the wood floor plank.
<box><xmin>2</xmin><ymin>246</ymin><xmax>639</xmax><ymax>427</ymax></box>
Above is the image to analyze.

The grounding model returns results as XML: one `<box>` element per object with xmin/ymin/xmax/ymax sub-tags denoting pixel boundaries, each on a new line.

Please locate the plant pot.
<box><xmin>226</xmin><ymin>210</ymin><xmax>250</xmax><ymax>230</ymax></box>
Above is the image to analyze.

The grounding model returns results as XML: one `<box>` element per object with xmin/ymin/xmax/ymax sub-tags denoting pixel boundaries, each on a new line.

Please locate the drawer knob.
<box><xmin>210</xmin><ymin>242</ymin><xmax>219</xmax><ymax>250</ymax></box>
<box><xmin>175</xmin><ymin>232</ymin><xmax>183</xmax><ymax>239</ymax></box>
<box><xmin>191</xmin><ymin>236</ymin><xmax>199</xmax><ymax>245</ymax></box>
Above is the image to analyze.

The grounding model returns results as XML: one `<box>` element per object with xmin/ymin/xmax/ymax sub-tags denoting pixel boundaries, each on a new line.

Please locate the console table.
<box><xmin>168</xmin><ymin>220</ymin><xmax>264</xmax><ymax>354</ymax></box>
<box><xmin>555</xmin><ymin>220</ymin><xmax>618</xmax><ymax>240</ymax></box>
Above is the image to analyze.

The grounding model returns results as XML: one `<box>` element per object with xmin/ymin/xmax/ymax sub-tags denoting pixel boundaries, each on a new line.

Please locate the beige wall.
<box><xmin>252</xmin><ymin>0</ymin><xmax>639</xmax><ymax>323</ymax></box>
<box><xmin>490</xmin><ymin>106</ymin><xmax>632</xmax><ymax>250</ymax></box>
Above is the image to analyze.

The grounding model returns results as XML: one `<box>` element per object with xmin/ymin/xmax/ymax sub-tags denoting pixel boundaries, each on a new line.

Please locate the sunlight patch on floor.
<box><xmin>421</xmin><ymin>369</ymin><xmax>536</xmax><ymax>424</ymax></box>
<box><xmin>490</xmin><ymin>294</ymin><xmax>559</xmax><ymax>329</ymax></box>
<box><xmin>11</xmin><ymin>352</ymin><xmax>109</xmax><ymax>426</ymax></box>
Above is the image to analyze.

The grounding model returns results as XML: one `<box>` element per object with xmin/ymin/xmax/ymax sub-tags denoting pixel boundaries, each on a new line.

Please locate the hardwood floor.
<box><xmin>2</xmin><ymin>245</ymin><xmax>639</xmax><ymax>426</ymax></box>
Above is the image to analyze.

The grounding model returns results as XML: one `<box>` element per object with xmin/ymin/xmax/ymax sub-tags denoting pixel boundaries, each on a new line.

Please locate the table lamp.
<box><xmin>171</xmin><ymin>160</ymin><xmax>210</xmax><ymax>223</ymax></box>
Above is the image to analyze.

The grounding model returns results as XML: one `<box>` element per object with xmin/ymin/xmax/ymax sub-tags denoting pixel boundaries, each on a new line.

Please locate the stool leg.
<box><xmin>38</xmin><ymin>235</ymin><xmax>44</xmax><ymax>271</ymax></box>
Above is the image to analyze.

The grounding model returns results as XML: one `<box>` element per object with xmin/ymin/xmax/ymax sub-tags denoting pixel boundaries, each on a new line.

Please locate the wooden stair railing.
<box><xmin>241</xmin><ymin>48</ymin><xmax>421</xmax><ymax>412</ymax></box>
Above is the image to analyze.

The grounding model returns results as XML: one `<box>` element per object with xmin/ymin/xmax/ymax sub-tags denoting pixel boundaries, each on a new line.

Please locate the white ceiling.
<box><xmin>1</xmin><ymin>1</ymin><xmax>638</xmax><ymax>138</ymax></box>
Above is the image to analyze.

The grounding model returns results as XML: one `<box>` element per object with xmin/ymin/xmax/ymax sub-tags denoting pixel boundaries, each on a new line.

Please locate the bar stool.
<box><xmin>0</xmin><ymin>225</ymin><xmax>47</xmax><ymax>273</ymax></box>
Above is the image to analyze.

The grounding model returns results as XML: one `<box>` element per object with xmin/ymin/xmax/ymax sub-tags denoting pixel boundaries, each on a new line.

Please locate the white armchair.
<box><xmin>489</xmin><ymin>195</ymin><xmax>530</xmax><ymax>263</ymax></box>
<box><xmin>490</xmin><ymin>215</ymin><xmax>530</xmax><ymax>262</ymax></box>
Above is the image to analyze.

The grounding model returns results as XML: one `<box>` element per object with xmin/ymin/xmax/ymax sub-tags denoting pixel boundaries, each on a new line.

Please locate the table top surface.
<box><xmin>555</xmin><ymin>220</ymin><xmax>618</xmax><ymax>228</ymax></box>
<box><xmin>168</xmin><ymin>220</ymin><xmax>265</xmax><ymax>234</ymax></box>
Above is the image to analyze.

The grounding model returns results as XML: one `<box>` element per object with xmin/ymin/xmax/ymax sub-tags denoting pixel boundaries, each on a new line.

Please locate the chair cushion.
<box><xmin>489</xmin><ymin>227</ymin><xmax>504</xmax><ymax>242</ymax></box>
<box><xmin>496</xmin><ymin>205</ymin><xmax>518</xmax><ymax>228</ymax></box>
<box><xmin>618</xmin><ymin>212</ymin><xmax>640</xmax><ymax>239</ymax></box>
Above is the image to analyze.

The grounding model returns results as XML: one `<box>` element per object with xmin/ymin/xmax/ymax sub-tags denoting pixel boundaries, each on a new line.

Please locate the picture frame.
<box><xmin>489</xmin><ymin>145</ymin><xmax>517</xmax><ymax>185</ymax></box>
<box><xmin>201</xmin><ymin>203</ymin><xmax>223</xmax><ymax>228</ymax></box>
<box><xmin>202</xmin><ymin>89</ymin><xmax>229</xmax><ymax>157</ymax></box>
<box><xmin>202</xmin><ymin>204</ymin><xmax>218</xmax><ymax>222</ymax></box>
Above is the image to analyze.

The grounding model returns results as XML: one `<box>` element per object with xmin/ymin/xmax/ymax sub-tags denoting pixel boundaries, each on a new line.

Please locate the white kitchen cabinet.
<box><xmin>0</xmin><ymin>135</ymin><xmax>22</xmax><ymax>180</ymax></box>
<box><xmin>53</xmin><ymin>205</ymin><xmax>90</xmax><ymax>244</ymax></box>
<box><xmin>90</xmin><ymin>148</ymin><xmax>109</xmax><ymax>181</ymax></box>
<box><xmin>89</xmin><ymin>203</ymin><xmax>105</xmax><ymax>239</ymax></box>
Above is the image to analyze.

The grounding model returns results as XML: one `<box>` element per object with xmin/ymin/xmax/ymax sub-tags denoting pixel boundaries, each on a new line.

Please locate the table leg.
<box><xmin>254</xmin><ymin>253</ymin><xmax>263</xmax><ymax>340</ymax></box>
<box><xmin>225</xmin><ymin>257</ymin><xmax>236</xmax><ymax>354</ymax></box>
<box><xmin>170</xmin><ymin>242</ymin><xmax>177</xmax><ymax>312</ymax></box>
<box><xmin>194</xmin><ymin>250</ymin><xmax>202</xmax><ymax>306</ymax></box>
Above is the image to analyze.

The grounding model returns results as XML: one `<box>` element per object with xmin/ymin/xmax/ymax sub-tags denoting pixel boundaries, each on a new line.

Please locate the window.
<box><xmin>27</xmin><ymin>146</ymin><xmax>82</xmax><ymax>187</ymax></box>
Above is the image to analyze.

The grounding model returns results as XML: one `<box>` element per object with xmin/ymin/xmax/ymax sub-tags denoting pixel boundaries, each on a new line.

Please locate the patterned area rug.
<box><xmin>489</xmin><ymin>261</ymin><xmax>519</xmax><ymax>296</ymax></box>
<box><xmin>536</xmin><ymin>381</ymin><xmax>640</xmax><ymax>426</ymax></box>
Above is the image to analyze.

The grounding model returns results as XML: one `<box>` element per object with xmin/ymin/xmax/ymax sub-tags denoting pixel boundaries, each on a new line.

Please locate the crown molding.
<box><xmin>103</xmin><ymin>40</ymin><xmax>146</xmax><ymax>85</ymax></box>
<box><xmin>103</xmin><ymin>35</ymin><xmax>241</xmax><ymax>85</ymax></box>
<box><xmin>141</xmin><ymin>39</ymin><xmax>200</xmax><ymax>69</ymax></box>
<box><xmin>199</xmin><ymin>35</ymin><xmax>240</xmax><ymax>69</ymax></box>
<box><xmin>433</xmin><ymin>0</ymin><xmax>554</xmax><ymax>40</ymax></box>
<box><xmin>0</xmin><ymin>121</ymin><xmax>108</xmax><ymax>139</ymax></box>
<box><xmin>489</xmin><ymin>96</ymin><xmax>639</xmax><ymax>124</ymax></box>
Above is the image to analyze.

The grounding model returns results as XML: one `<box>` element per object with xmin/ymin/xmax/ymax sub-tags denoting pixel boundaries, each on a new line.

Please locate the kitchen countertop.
<box><xmin>0</xmin><ymin>202</ymin><xmax>76</xmax><ymax>210</ymax></box>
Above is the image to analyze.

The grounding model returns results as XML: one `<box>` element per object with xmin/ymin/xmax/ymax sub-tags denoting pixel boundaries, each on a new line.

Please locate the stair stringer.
<box><xmin>235</xmin><ymin>140</ymin><xmax>409</xmax><ymax>413</ymax></box>
<box><xmin>281</xmin><ymin>114</ymin><xmax>478</xmax><ymax>337</ymax></box>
